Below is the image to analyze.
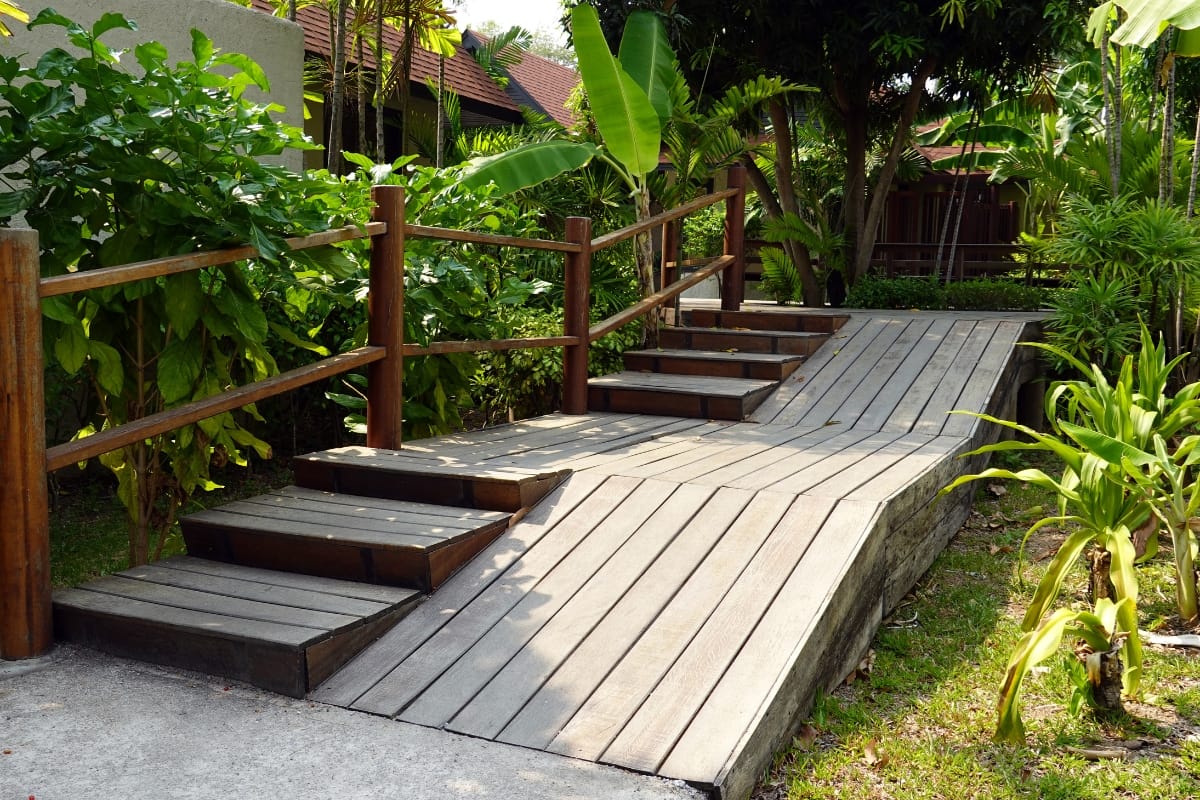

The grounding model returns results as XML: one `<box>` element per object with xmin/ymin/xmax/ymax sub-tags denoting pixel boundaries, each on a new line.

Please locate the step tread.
<box><xmin>589</xmin><ymin>371</ymin><xmax>777</xmax><ymax>397</ymax></box>
<box><xmin>294</xmin><ymin>449</ymin><xmax>567</xmax><ymax>483</ymax></box>
<box><xmin>625</xmin><ymin>348</ymin><xmax>805</xmax><ymax>364</ymax></box>
<box><xmin>665</xmin><ymin>326</ymin><xmax>827</xmax><ymax>339</ymax></box>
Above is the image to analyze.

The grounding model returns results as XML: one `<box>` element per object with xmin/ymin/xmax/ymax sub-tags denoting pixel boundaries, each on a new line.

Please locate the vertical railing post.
<box><xmin>0</xmin><ymin>229</ymin><xmax>52</xmax><ymax>660</ymax></box>
<box><xmin>366</xmin><ymin>185</ymin><xmax>406</xmax><ymax>450</ymax></box>
<box><xmin>662</xmin><ymin>220</ymin><xmax>680</xmax><ymax>325</ymax></box>
<box><xmin>562</xmin><ymin>216</ymin><xmax>592</xmax><ymax>415</ymax></box>
<box><xmin>722</xmin><ymin>164</ymin><xmax>747</xmax><ymax>311</ymax></box>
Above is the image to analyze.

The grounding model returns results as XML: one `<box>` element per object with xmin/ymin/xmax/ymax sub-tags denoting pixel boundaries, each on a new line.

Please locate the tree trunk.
<box><xmin>634</xmin><ymin>186</ymin><xmax>658</xmax><ymax>347</ymax></box>
<box><xmin>288</xmin><ymin>0</ymin><xmax>296</xmax><ymax>22</ymax></box>
<box><xmin>436</xmin><ymin>55</ymin><xmax>446</xmax><ymax>168</ymax></box>
<box><xmin>1088</xmin><ymin>547</ymin><xmax>1116</xmax><ymax>605</ymax></box>
<box><xmin>1159</xmin><ymin>30</ymin><xmax>1177</xmax><ymax>205</ymax></box>
<box><xmin>1084</xmin><ymin>644</ymin><xmax>1124</xmax><ymax>714</ymax></box>
<box><xmin>375</xmin><ymin>8</ymin><xmax>385</xmax><ymax>159</ymax></box>
<box><xmin>741</xmin><ymin>154</ymin><xmax>821</xmax><ymax>305</ymax></box>
<box><xmin>328</xmin><ymin>0</ymin><xmax>350</xmax><ymax>175</ymax></box>
<box><xmin>852</xmin><ymin>58</ymin><xmax>937</xmax><ymax>283</ymax></box>
<box><xmin>1102</xmin><ymin>25</ymin><xmax>1119</xmax><ymax>197</ymax></box>
<box><xmin>1188</xmin><ymin>105</ymin><xmax>1200</xmax><ymax>218</ymax></box>
<box><xmin>767</xmin><ymin>98</ymin><xmax>823</xmax><ymax>306</ymax></box>
<box><xmin>356</xmin><ymin>33</ymin><xmax>368</xmax><ymax>156</ymax></box>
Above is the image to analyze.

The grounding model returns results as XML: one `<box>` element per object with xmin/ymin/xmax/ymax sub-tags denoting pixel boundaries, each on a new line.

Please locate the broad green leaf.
<box><xmin>215</xmin><ymin>52</ymin><xmax>271</xmax><ymax>92</ymax></box>
<box><xmin>268</xmin><ymin>321</ymin><xmax>330</xmax><ymax>356</ymax></box>
<box><xmin>212</xmin><ymin>285</ymin><xmax>269</xmax><ymax>343</ymax></box>
<box><xmin>164</xmin><ymin>272</ymin><xmax>205</xmax><ymax>339</ymax></box>
<box><xmin>190</xmin><ymin>29</ymin><xmax>215</xmax><ymax>67</ymax></box>
<box><xmin>88</xmin><ymin>339</ymin><xmax>124</xmax><ymax>396</ymax></box>
<box><xmin>618</xmin><ymin>11</ymin><xmax>676</xmax><ymax>125</ymax></box>
<box><xmin>134</xmin><ymin>41</ymin><xmax>168</xmax><ymax>72</ymax></box>
<box><xmin>1022</xmin><ymin>527</ymin><xmax>1098</xmax><ymax>631</ymax></box>
<box><xmin>157</xmin><ymin>337</ymin><xmax>204</xmax><ymax>405</ymax></box>
<box><xmin>996</xmin><ymin>608</ymin><xmax>1078</xmax><ymax>743</ymax></box>
<box><xmin>54</xmin><ymin>323</ymin><xmax>88</xmax><ymax>374</ymax></box>
<box><xmin>1059</xmin><ymin>420</ymin><xmax>1155</xmax><ymax>467</ymax></box>
<box><xmin>41</xmin><ymin>296</ymin><xmax>79</xmax><ymax>325</ymax></box>
<box><xmin>461</xmin><ymin>141</ymin><xmax>601</xmax><ymax>194</ymax></box>
<box><xmin>1113</xmin><ymin>0</ymin><xmax>1200</xmax><ymax>48</ymax></box>
<box><xmin>92</xmin><ymin>12</ymin><xmax>136</xmax><ymax>39</ymax></box>
<box><xmin>571</xmin><ymin>4</ymin><xmax>661</xmax><ymax>178</ymax></box>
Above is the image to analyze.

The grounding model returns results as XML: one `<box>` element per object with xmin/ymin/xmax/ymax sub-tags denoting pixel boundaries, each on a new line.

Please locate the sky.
<box><xmin>451</xmin><ymin>0</ymin><xmax>568</xmax><ymax>44</ymax></box>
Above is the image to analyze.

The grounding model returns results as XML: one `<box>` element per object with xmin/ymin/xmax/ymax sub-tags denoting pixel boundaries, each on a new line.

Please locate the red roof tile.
<box><xmin>250</xmin><ymin>0</ymin><xmax>519</xmax><ymax>116</ymax></box>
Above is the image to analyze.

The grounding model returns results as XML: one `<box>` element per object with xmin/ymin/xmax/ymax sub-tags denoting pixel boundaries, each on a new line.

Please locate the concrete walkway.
<box><xmin>1</xmin><ymin>645</ymin><xmax>702</xmax><ymax>800</ymax></box>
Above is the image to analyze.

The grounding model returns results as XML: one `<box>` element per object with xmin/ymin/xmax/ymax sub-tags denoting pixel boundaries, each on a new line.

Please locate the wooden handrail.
<box><xmin>589</xmin><ymin>255</ymin><xmax>733</xmax><ymax>342</ymax></box>
<box><xmin>406</xmin><ymin>223</ymin><xmax>582</xmax><ymax>253</ymax></box>
<box><xmin>46</xmin><ymin>346</ymin><xmax>387</xmax><ymax>472</ymax></box>
<box><xmin>591</xmin><ymin>188</ymin><xmax>737</xmax><ymax>252</ymax></box>
<box><xmin>39</xmin><ymin>223</ymin><xmax>385</xmax><ymax>298</ymax></box>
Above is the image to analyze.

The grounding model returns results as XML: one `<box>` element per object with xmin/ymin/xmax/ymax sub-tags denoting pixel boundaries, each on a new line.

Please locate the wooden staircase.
<box><xmin>53</xmin><ymin>451</ymin><xmax>570</xmax><ymax>697</ymax></box>
<box><xmin>589</xmin><ymin>309</ymin><xmax>848</xmax><ymax>421</ymax></box>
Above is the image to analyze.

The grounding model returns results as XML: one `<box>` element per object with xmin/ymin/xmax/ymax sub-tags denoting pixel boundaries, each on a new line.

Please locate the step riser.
<box><xmin>659</xmin><ymin>329</ymin><xmax>826</xmax><ymax>356</ymax></box>
<box><xmin>623</xmin><ymin>352</ymin><xmax>803</xmax><ymax>382</ymax></box>
<box><xmin>588</xmin><ymin>385</ymin><xmax>775</xmax><ymax>421</ymax></box>
<box><xmin>684</xmin><ymin>309</ymin><xmax>849</xmax><ymax>333</ymax></box>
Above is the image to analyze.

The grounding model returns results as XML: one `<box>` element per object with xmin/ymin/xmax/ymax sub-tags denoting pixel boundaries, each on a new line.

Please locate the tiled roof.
<box><xmin>250</xmin><ymin>0</ymin><xmax>520</xmax><ymax>117</ymax></box>
<box><xmin>464</xmin><ymin>32</ymin><xmax>580</xmax><ymax>128</ymax></box>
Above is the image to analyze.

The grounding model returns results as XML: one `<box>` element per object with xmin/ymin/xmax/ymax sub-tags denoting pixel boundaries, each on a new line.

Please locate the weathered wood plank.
<box><xmin>310</xmin><ymin>472</ymin><xmax>610</xmax><ymax>708</ymax></box>
<box><xmin>271</xmin><ymin>486</ymin><xmax>510</xmax><ymax>522</ymax></box>
<box><xmin>725</xmin><ymin>428</ymin><xmax>885</xmax><ymax>491</ymax></box>
<box><xmin>755</xmin><ymin>317</ymin><xmax>890</xmax><ymax>427</ymax></box>
<box><xmin>546</xmin><ymin>490</ymin><xmax>799</xmax><ymax>762</ymax></box>
<box><xmin>822</xmin><ymin>317</ymin><xmax>935</xmax><ymax>428</ymax></box>
<box><xmin>939</xmin><ymin>320</ymin><xmax>1027</xmax><ymax>438</ymax></box>
<box><xmin>448</xmin><ymin>482</ymin><xmax>740</xmax><ymax>741</ymax></box>
<box><xmin>912</xmin><ymin>320</ymin><xmax>1000</xmax><ymax>435</ymax></box>
<box><xmin>683</xmin><ymin>425</ymin><xmax>848</xmax><ymax>488</ymax></box>
<box><xmin>347</xmin><ymin>475</ymin><xmax>646</xmax><ymax>716</ymax></box>
<box><xmin>601</xmin><ymin>495</ymin><xmax>836</xmax><ymax>773</ymax></box>
<box><xmin>798</xmin><ymin>433</ymin><xmax>935</xmax><ymax>498</ymax></box>
<box><xmin>853</xmin><ymin>317</ymin><xmax>956</xmax><ymax>431</ymax></box>
<box><xmin>498</xmin><ymin>419</ymin><xmax>725</xmax><ymax>471</ymax></box>
<box><xmin>880</xmin><ymin>319</ymin><xmax>977</xmax><ymax>433</ymax></box>
<box><xmin>787</xmin><ymin>318</ymin><xmax>911</xmax><ymax>428</ymax></box>
<box><xmin>183</xmin><ymin>508</ymin><xmax>461</xmax><ymax>549</ymax></box>
<box><xmin>658</xmin><ymin>499</ymin><xmax>883</xmax><ymax>796</ymax></box>
<box><xmin>198</xmin><ymin>498</ymin><xmax>488</xmax><ymax>538</ymax></box>
<box><xmin>164</xmin><ymin>556</ymin><xmax>415</xmax><ymax>605</ymax></box>
<box><xmin>397</xmin><ymin>479</ymin><xmax>681</xmax><ymax>727</ymax></box>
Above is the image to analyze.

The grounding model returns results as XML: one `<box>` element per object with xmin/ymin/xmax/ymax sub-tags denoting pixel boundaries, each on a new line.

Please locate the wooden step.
<box><xmin>660</xmin><ymin>326</ymin><xmax>828</xmax><ymax>356</ymax></box>
<box><xmin>293</xmin><ymin>447</ymin><xmax>571</xmax><ymax>513</ymax></box>
<box><xmin>53</xmin><ymin>555</ymin><xmax>419</xmax><ymax>698</ymax></box>
<box><xmin>683</xmin><ymin>309</ymin><xmax>849</xmax><ymax>333</ymax></box>
<box><xmin>588</xmin><ymin>372</ymin><xmax>778</xmax><ymax>420</ymax></box>
<box><xmin>623</xmin><ymin>348</ymin><xmax>806</xmax><ymax>381</ymax></box>
<box><xmin>180</xmin><ymin>486</ymin><xmax>512</xmax><ymax>591</ymax></box>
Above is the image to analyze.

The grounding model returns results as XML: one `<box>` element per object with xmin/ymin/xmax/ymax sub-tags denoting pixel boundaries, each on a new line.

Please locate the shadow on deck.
<box><xmin>54</xmin><ymin>308</ymin><xmax>1044</xmax><ymax>799</ymax></box>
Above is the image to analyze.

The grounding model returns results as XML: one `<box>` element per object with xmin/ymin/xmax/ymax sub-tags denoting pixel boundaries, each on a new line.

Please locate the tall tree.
<box><xmin>587</xmin><ymin>0</ymin><xmax>1087</xmax><ymax>297</ymax></box>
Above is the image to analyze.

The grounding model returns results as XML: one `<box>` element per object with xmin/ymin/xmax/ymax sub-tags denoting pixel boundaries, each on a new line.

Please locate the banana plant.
<box><xmin>461</xmin><ymin>4</ymin><xmax>673</xmax><ymax>343</ymax></box>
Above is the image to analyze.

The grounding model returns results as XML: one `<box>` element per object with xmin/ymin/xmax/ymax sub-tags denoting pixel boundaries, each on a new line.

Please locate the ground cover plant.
<box><xmin>757</xmin><ymin>459</ymin><xmax>1200</xmax><ymax>800</ymax></box>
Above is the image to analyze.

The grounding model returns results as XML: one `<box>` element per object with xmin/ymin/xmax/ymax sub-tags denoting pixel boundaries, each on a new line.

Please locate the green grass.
<box><xmin>759</xmin><ymin>468</ymin><xmax>1200</xmax><ymax>800</ymax></box>
<box><xmin>48</xmin><ymin>460</ymin><xmax>293</xmax><ymax>587</ymax></box>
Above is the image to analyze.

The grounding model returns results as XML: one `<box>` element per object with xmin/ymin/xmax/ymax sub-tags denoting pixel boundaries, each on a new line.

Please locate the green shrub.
<box><xmin>846</xmin><ymin>275</ymin><xmax>947</xmax><ymax>309</ymax></box>
<box><xmin>944</xmin><ymin>278</ymin><xmax>1046</xmax><ymax>311</ymax></box>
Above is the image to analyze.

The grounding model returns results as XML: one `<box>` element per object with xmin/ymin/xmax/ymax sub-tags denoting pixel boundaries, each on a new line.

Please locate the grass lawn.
<box><xmin>757</xmin><ymin>464</ymin><xmax>1200</xmax><ymax>800</ymax></box>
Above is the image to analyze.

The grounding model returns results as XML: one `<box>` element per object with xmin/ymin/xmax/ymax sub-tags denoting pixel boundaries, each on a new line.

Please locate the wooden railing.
<box><xmin>0</xmin><ymin>166</ymin><xmax>747</xmax><ymax>660</ymax></box>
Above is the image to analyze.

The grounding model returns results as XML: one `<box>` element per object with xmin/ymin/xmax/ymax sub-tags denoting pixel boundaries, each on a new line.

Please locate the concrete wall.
<box><xmin>0</xmin><ymin>0</ymin><xmax>306</xmax><ymax>171</ymax></box>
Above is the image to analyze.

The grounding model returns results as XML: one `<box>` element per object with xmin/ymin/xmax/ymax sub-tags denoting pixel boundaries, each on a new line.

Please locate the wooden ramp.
<box><xmin>311</xmin><ymin>309</ymin><xmax>1043</xmax><ymax>799</ymax></box>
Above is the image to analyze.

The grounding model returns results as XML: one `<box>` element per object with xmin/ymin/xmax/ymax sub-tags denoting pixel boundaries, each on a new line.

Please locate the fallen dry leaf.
<box><xmin>793</xmin><ymin>723</ymin><xmax>819</xmax><ymax>750</ymax></box>
<box><xmin>986</xmin><ymin>483</ymin><xmax>1008</xmax><ymax>498</ymax></box>
<box><xmin>990</xmin><ymin>544</ymin><xmax>1013</xmax><ymax>555</ymax></box>
<box><xmin>863</xmin><ymin>739</ymin><xmax>891</xmax><ymax>768</ymax></box>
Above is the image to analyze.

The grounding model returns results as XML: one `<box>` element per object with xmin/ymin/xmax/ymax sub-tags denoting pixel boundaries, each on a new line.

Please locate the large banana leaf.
<box><xmin>618</xmin><ymin>11</ymin><xmax>675</xmax><ymax>125</ymax></box>
<box><xmin>571</xmin><ymin>4</ymin><xmax>661</xmax><ymax>179</ymax></box>
<box><xmin>1113</xmin><ymin>0</ymin><xmax>1200</xmax><ymax>49</ymax></box>
<box><xmin>460</xmin><ymin>140</ymin><xmax>601</xmax><ymax>193</ymax></box>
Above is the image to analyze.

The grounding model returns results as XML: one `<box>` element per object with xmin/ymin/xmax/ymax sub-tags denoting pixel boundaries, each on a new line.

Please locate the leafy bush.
<box><xmin>0</xmin><ymin>11</ymin><xmax>351</xmax><ymax>563</ymax></box>
<box><xmin>846</xmin><ymin>275</ymin><xmax>947</xmax><ymax>309</ymax></box>
<box><xmin>944</xmin><ymin>278</ymin><xmax>1045</xmax><ymax>311</ymax></box>
<box><xmin>1045</xmin><ymin>276</ymin><xmax>1145</xmax><ymax>373</ymax></box>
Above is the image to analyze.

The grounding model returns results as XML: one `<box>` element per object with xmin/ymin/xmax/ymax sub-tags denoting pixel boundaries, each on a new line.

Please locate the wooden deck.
<box><xmin>310</xmin><ymin>309</ymin><xmax>1043</xmax><ymax>799</ymax></box>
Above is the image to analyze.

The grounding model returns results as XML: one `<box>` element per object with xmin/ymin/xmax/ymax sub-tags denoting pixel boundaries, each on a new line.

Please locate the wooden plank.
<box><xmin>724</xmin><ymin>427</ymin><xmax>883</xmax><ymax>491</ymax></box>
<box><xmin>566</xmin><ymin>422</ymin><xmax>732</xmax><ymax>473</ymax></box>
<box><xmin>786</xmin><ymin>318</ymin><xmax>910</xmax><ymax>428</ymax></box>
<box><xmin>183</xmin><ymin>508</ymin><xmax>459</xmax><ymax>549</ymax></box>
<box><xmin>753</xmin><ymin>317</ymin><xmax>887</xmax><ymax>426</ymax></box>
<box><xmin>497</xmin><ymin>485</ymin><xmax>757</xmax><ymax>750</ymax></box>
<box><xmin>116</xmin><ymin>562</ymin><xmax>392</xmax><ymax>618</ymax></box>
<box><xmin>589</xmin><ymin>372</ymin><xmax>777</xmax><ymax>397</ymax></box>
<box><xmin>658</xmin><ymin>499</ymin><xmax>882</xmax><ymax>795</ymax></box>
<box><xmin>546</xmin><ymin>489</ymin><xmax>799</xmax><ymax>762</ymax></box>
<box><xmin>854</xmin><ymin>317</ymin><xmax>956</xmax><ymax>431</ymax></box>
<box><xmin>76</xmin><ymin>575</ymin><xmax>355</xmax><ymax>631</ymax></box>
<box><xmin>381</xmin><ymin>478</ymin><xmax>678</xmax><ymax>723</ymax></box>
<box><xmin>880</xmin><ymin>319</ymin><xmax>976</xmax><ymax>434</ymax></box>
<box><xmin>648</xmin><ymin>426</ymin><xmax>830</xmax><ymax>485</ymax></box>
<box><xmin>163</xmin><ymin>556</ymin><xmax>415</xmax><ymax>605</ymax></box>
<box><xmin>416</xmin><ymin>482</ymin><xmax>719</xmax><ymax>732</ymax></box>
<box><xmin>823</xmin><ymin>317</ymin><xmax>935</xmax><ymax>428</ymax></box>
<box><xmin>678</xmin><ymin>425</ymin><xmax>847</xmax><ymax>488</ymax></box>
<box><xmin>912</xmin><ymin>320</ymin><xmax>1000</xmax><ymax>435</ymax></box>
<box><xmin>272</xmin><ymin>486</ymin><xmax>509</xmax><ymax>522</ymax></box>
<box><xmin>313</xmin><ymin>473</ymin><xmax>627</xmax><ymax>709</ymax></box>
<box><xmin>601</xmin><ymin>495</ymin><xmax>836</xmax><ymax>773</ymax></box>
<box><xmin>205</xmin><ymin>495</ymin><xmax>492</xmax><ymax>536</ymax></box>
<box><xmin>844</xmin><ymin>435</ymin><xmax>969</xmax><ymax>505</ymax></box>
<box><xmin>939</xmin><ymin>320</ymin><xmax>1026</xmax><ymax>437</ymax></box>
<box><xmin>494</xmin><ymin>419</ymin><xmax>721</xmax><ymax>471</ymax></box>
<box><xmin>311</xmin><ymin>472</ymin><xmax>611</xmax><ymax>708</ymax></box>
<box><xmin>772</xmin><ymin>432</ymin><xmax>930</xmax><ymax>497</ymax></box>
<box><xmin>53</xmin><ymin>589</ymin><xmax>310</xmax><ymax>697</ymax></box>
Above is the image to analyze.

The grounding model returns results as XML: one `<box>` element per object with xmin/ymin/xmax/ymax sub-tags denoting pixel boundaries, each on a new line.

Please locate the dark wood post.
<box><xmin>562</xmin><ymin>216</ymin><xmax>592</xmax><ymax>415</ymax></box>
<box><xmin>722</xmin><ymin>164</ymin><xmax>747</xmax><ymax>311</ymax></box>
<box><xmin>366</xmin><ymin>185</ymin><xmax>406</xmax><ymax>451</ymax></box>
<box><xmin>0</xmin><ymin>229</ymin><xmax>52</xmax><ymax>659</ymax></box>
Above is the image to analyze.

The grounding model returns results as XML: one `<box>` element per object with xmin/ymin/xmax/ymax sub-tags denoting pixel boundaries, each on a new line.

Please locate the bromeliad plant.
<box><xmin>941</xmin><ymin>325</ymin><xmax>1200</xmax><ymax>742</ymax></box>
